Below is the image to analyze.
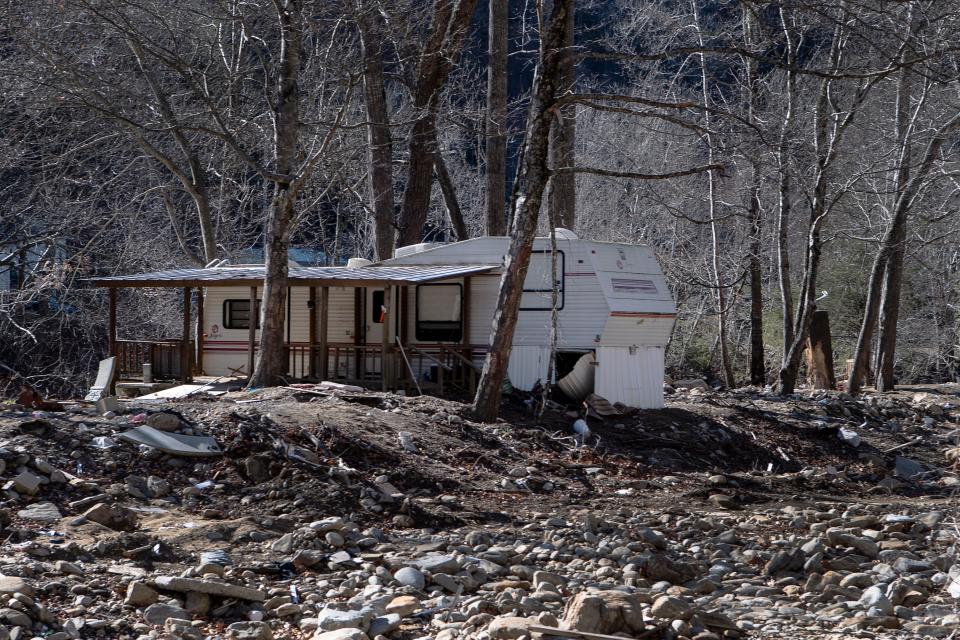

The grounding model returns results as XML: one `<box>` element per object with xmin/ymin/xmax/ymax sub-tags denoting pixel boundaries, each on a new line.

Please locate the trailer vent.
<box><xmin>611</xmin><ymin>278</ymin><xmax>657</xmax><ymax>295</ymax></box>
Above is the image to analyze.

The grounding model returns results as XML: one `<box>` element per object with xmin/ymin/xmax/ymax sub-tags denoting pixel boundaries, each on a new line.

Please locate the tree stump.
<box><xmin>805</xmin><ymin>310</ymin><xmax>836</xmax><ymax>389</ymax></box>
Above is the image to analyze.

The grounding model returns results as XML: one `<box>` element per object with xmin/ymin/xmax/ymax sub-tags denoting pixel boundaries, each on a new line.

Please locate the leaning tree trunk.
<box><xmin>548</xmin><ymin>0</ymin><xmax>576</xmax><ymax>231</ymax></box>
<box><xmin>396</xmin><ymin>0</ymin><xmax>478</xmax><ymax>248</ymax></box>
<box><xmin>250</xmin><ymin>0</ymin><xmax>301</xmax><ymax>388</ymax></box>
<box><xmin>848</xmin><ymin>113</ymin><xmax>960</xmax><ymax>392</ymax></box>
<box><xmin>434</xmin><ymin>146</ymin><xmax>469</xmax><ymax>240</ymax></box>
<box><xmin>875</xmin><ymin>12</ymin><xmax>917</xmax><ymax>393</ymax></box>
<box><xmin>359</xmin><ymin>10</ymin><xmax>395</xmax><ymax>261</ymax></box>
<box><xmin>485</xmin><ymin>0</ymin><xmax>508</xmax><ymax>236</ymax></box>
<box><xmin>875</xmin><ymin>230</ymin><xmax>906</xmax><ymax>391</ymax></box>
<box><xmin>473</xmin><ymin>0</ymin><xmax>573</xmax><ymax>422</ymax></box>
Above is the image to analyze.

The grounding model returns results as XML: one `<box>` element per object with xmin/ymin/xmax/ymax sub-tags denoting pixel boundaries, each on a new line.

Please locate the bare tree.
<box><xmin>692</xmin><ymin>0</ymin><xmax>734</xmax><ymax>388</ymax></box>
<box><xmin>359</xmin><ymin>6</ymin><xmax>396</xmax><ymax>261</ymax></box>
<box><xmin>848</xmin><ymin>56</ymin><xmax>960</xmax><ymax>392</ymax></box>
<box><xmin>473</xmin><ymin>0</ymin><xmax>573</xmax><ymax>422</ymax></box>
<box><xmin>742</xmin><ymin>2</ymin><xmax>765</xmax><ymax>386</ymax></box>
<box><xmin>548</xmin><ymin>0</ymin><xmax>576</xmax><ymax>231</ymax></box>
<box><xmin>396</xmin><ymin>0</ymin><xmax>479</xmax><ymax>248</ymax></box>
<box><xmin>485</xmin><ymin>0</ymin><xmax>509</xmax><ymax>236</ymax></box>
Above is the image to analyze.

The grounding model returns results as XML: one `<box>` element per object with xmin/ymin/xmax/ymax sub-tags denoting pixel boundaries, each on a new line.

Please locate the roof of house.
<box><xmin>89</xmin><ymin>264</ymin><xmax>499</xmax><ymax>288</ymax></box>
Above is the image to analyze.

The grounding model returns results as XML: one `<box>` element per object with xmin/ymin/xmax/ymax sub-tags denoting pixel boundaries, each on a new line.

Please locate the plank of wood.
<box><xmin>527</xmin><ymin>624</ymin><xmax>658</xmax><ymax>640</ymax></box>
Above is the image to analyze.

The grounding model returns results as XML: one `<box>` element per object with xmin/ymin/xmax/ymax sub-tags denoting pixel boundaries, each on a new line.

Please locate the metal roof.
<box><xmin>89</xmin><ymin>264</ymin><xmax>499</xmax><ymax>288</ymax></box>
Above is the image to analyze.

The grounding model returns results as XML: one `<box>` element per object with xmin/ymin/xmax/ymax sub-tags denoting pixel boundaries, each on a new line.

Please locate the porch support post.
<box><xmin>308</xmin><ymin>286</ymin><xmax>317</xmax><ymax>379</ymax></box>
<box><xmin>108</xmin><ymin>287</ymin><xmax>117</xmax><ymax>394</ymax></box>
<box><xmin>247</xmin><ymin>286</ymin><xmax>257</xmax><ymax>380</ymax></box>
<box><xmin>320</xmin><ymin>286</ymin><xmax>330</xmax><ymax>380</ymax></box>
<box><xmin>400</xmin><ymin>286</ymin><xmax>409</xmax><ymax>345</ymax></box>
<box><xmin>181</xmin><ymin>287</ymin><xmax>192</xmax><ymax>383</ymax></box>
<box><xmin>382</xmin><ymin>286</ymin><xmax>391</xmax><ymax>391</ymax></box>
<box><xmin>354</xmin><ymin>288</ymin><xmax>363</xmax><ymax>380</ymax></box>
<box><xmin>196</xmin><ymin>287</ymin><xmax>204</xmax><ymax>375</ymax></box>
<box><xmin>463</xmin><ymin>276</ymin><xmax>473</xmax><ymax>394</ymax></box>
<box><xmin>462</xmin><ymin>277</ymin><xmax>471</xmax><ymax>346</ymax></box>
<box><xmin>108</xmin><ymin>288</ymin><xmax>117</xmax><ymax>358</ymax></box>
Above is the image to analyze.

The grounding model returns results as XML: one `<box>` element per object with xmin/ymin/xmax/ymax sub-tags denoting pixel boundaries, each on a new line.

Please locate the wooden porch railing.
<box><xmin>285</xmin><ymin>342</ymin><xmax>479</xmax><ymax>393</ymax></box>
<box><xmin>286</xmin><ymin>342</ymin><xmax>391</xmax><ymax>385</ymax></box>
<box><xmin>115</xmin><ymin>339</ymin><xmax>194</xmax><ymax>381</ymax></box>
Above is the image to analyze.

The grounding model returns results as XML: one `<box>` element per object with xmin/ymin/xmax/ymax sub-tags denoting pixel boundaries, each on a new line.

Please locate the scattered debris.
<box><xmin>118</xmin><ymin>425</ymin><xmax>222</xmax><ymax>457</ymax></box>
<box><xmin>0</xmin><ymin>382</ymin><xmax>952</xmax><ymax>639</ymax></box>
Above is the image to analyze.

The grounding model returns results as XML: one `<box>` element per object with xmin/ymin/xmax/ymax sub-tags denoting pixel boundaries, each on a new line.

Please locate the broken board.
<box><xmin>84</xmin><ymin>357</ymin><xmax>116</xmax><ymax>402</ymax></box>
<box><xmin>118</xmin><ymin>426</ymin><xmax>222</xmax><ymax>457</ymax></box>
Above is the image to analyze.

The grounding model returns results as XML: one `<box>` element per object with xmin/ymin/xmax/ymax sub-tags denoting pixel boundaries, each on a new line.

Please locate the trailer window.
<box><xmin>521</xmin><ymin>250</ymin><xmax>565</xmax><ymax>310</ymax></box>
<box><xmin>416</xmin><ymin>284</ymin><xmax>462</xmax><ymax>342</ymax></box>
<box><xmin>223</xmin><ymin>299</ymin><xmax>261</xmax><ymax>329</ymax></box>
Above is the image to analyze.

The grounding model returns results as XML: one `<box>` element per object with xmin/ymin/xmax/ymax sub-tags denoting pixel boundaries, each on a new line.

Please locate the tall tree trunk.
<box><xmin>875</xmin><ymin>6</ymin><xmax>919</xmax><ymax>392</ymax></box>
<box><xmin>397</xmin><ymin>0</ymin><xmax>479</xmax><ymax>248</ymax></box>
<box><xmin>548</xmin><ymin>0</ymin><xmax>576</xmax><ymax>231</ymax></box>
<box><xmin>743</xmin><ymin>4</ymin><xmax>765</xmax><ymax>386</ymax></box>
<box><xmin>250</xmin><ymin>0</ymin><xmax>302</xmax><ymax>388</ymax></box>
<box><xmin>748</xmin><ymin>168</ymin><xmax>765</xmax><ymax>385</ymax></box>
<box><xmin>473</xmin><ymin>0</ymin><xmax>572</xmax><ymax>422</ymax></box>
<box><xmin>693</xmin><ymin>1</ymin><xmax>734</xmax><ymax>388</ymax></box>
<box><xmin>359</xmin><ymin>9</ymin><xmax>395</xmax><ymax>261</ymax></box>
<box><xmin>776</xmin><ymin>7</ymin><xmax>797</xmax><ymax>356</ymax></box>
<box><xmin>485</xmin><ymin>0</ymin><xmax>508</xmax><ymax>236</ymax></box>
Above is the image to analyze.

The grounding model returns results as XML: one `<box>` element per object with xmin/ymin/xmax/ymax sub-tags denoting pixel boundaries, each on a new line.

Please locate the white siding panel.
<box><xmin>468</xmin><ymin>276</ymin><xmax>500</xmax><ymax>345</ymax></box>
<box><xmin>595</xmin><ymin>346</ymin><xmax>664</xmax><ymax>408</ymax></box>
<box><xmin>601</xmin><ymin>315</ymin><xmax>675</xmax><ymax>347</ymax></box>
<box><xmin>288</xmin><ymin>287</ymin><xmax>310</xmax><ymax>342</ymax></box>
<box><xmin>326</xmin><ymin>287</ymin><xmax>356</xmax><ymax>343</ymax></box>
<box><xmin>507</xmin><ymin>345</ymin><xmax>550</xmax><ymax>390</ymax></box>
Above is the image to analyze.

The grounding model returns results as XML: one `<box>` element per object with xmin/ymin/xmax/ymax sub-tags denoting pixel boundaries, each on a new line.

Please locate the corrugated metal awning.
<box><xmin>89</xmin><ymin>264</ymin><xmax>499</xmax><ymax>288</ymax></box>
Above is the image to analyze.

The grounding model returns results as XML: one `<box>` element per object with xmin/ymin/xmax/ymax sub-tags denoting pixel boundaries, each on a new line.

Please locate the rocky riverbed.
<box><xmin>0</xmin><ymin>383</ymin><xmax>957</xmax><ymax>639</ymax></box>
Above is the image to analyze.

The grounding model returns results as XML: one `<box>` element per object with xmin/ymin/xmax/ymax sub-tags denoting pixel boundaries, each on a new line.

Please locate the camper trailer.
<box><xmin>92</xmin><ymin>230</ymin><xmax>676</xmax><ymax>408</ymax></box>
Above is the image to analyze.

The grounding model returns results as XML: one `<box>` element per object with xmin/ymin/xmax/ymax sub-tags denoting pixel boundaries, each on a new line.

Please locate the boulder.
<box><xmin>487</xmin><ymin>616</ymin><xmax>541</xmax><ymax>640</ymax></box>
<box><xmin>393</xmin><ymin>567</ymin><xmax>425</xmax><ymax>590</ymax></box>
<box><xmin>0</xmin><ymin>576</ymin><xmax>33</xmax><ymax>597</ymax></box>
<box><xmin>650</xmin><ymin>595</ymin><xmax>692</xmax><ymax>620</ymax></box>
<box><xmin>562</xmin><ymin>591</ymin><xmax>647</xmax><ymax>635</ymax></box>
<box><xmin>314</xmin><ymin>607</ymin><xmax>372</xmax><ymax>632</ymax></box>
<box><xmin>146</xmin><ymin>412</ymin><xmax>182</xmax><ymax>432</ymax></box>
<box><xmin>227</xmin><ymin>621</ymin><xmax>274</xmax><ymax>640</ymax></box>
<box><xmin>16</xmin><ymin>502</ymin><xmax>61</xmax><ymax>523</ymax></box>
<box><xmin>125</xmin><ymin>581</ymin><xmax>159</xmax><ymax>607</ymax></box>
<box><xmin>143</xmin><ymin>602</ymin><xmax>191</xmax><ymax>626</ymax></box>
<box><xmin>83</xmin><ymin>503</ymin><xmax>138</xmax><ymax>531</ymax></box>
<box><xmin>385</xmin><ymin>595</ymin><xmax>419</xmax><ymax>617</ymax></box>
<box><xmin>313</xmin><ymin>630</ymin><xmax>368</xmax><ymax>640</ymax></box>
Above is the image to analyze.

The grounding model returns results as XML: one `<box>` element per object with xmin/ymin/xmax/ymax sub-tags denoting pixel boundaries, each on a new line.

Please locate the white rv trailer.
<box><xmin>92</xmin><ymin>230</ymin><xmax>676</xmax><ymax>408</ymax></box>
